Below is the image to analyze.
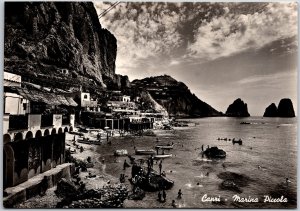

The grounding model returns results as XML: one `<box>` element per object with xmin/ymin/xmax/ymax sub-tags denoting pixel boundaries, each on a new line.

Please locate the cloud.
<box><xmin>237</xmin><ymin>71</ymin><xmax>297</xmax><ymax>85</ymax></box>
<box><xmin>94</xmin><ymin>2</ymin><xmax>185</xmax><ymax>75</ymax></box>
<box><xmin>187</xmin><ymin>2</ymin><xmax>297</xmax><ymax>61</ymax></box>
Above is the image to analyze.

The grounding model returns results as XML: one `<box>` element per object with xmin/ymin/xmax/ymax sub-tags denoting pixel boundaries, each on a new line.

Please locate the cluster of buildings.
<box><xmin>3</xmin><ymin>71</ymin><xmax>167</xmax><ymax>189</ymax></box>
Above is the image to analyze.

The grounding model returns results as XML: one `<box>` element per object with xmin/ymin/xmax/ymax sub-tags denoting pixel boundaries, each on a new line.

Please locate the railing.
<box><xmin>41</xmin><ymin>114</ymin><xmax>53</xmax><ymax>128</ymax></box>
<box><xmin>8</xmin><ymin>115</ymin><xmax>28</xmax><ymax>131</ymax></box>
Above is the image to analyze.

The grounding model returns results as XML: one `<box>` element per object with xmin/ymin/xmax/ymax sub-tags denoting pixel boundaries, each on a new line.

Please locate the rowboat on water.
<box><xmin>135</xmin><ymin>149</ymin><xmax>156</xmax><ymax>155</ymax></box>
<box><xmin>78</xmin><ymin>139</ymin><xmax>101</xmax><ymax>145</ymax></box>
<box><xmin>155</xmin><ymin>144</ymin><xmax>174</xmax><ymax>149</ymax></box>
<box><xmin>153</xmin><ymin>154</ymin><xmax>172</xmax><ymax>159</ymax></box>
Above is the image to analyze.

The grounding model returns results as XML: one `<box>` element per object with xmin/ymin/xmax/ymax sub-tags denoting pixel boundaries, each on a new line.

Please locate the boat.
<box><xmin>153</xmin><ymin>154</ymin><xmax>172</xmax><ymax>159</ymax></box>
<box><xmin>155</xmin><ymin>144</ymin><xmax>174</xmax><ymax>149</ymax></box>
<box><xmin>203</xmin><ymin>147</ymin><xmax>226</xmax><ymax>158</ymax></box>
<box><xmin>114</xmin><ymin>149</ymin><xmax>128</xmax><ymax>156</ymax></box>
<box><xmin>232</xmin><ymin>139</ymin><xmax>243</xmax><ymax>145</ymax></box>
<box><xmin>77</xmin><ymin>138</ymin><xmax>101</xmax><ymax>145</ymax></box>
<box><xmin>240</xmin><ymin>122</ymin><xmax>251</xmax><ymax>125</ymax></box>
<box><xmin>135</xmin><ymin>149</ymin><xmax>156</xmax><ymax>155</ymax></box>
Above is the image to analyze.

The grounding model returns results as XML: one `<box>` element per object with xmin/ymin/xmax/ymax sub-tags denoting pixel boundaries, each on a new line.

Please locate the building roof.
<box><xmin>4</xmin><ymin>72</ymin><xmax>21</xmax><ymax>83</ymax></box>
<box><xmin>4</xmin><ymin>86</ymin><xmax>78</xmax><ymax>107</ymax></box>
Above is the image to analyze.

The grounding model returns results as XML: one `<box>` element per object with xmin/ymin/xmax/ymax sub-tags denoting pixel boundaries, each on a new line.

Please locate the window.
<box><xmin>84</xmin><ymin>94</ymin><xmax>88</xmax><ymax>99</ymax></box>
<box><xmin>23</xmin><ymin>103</ymin><xmax>27</xmax><ymax>111</ymax></box>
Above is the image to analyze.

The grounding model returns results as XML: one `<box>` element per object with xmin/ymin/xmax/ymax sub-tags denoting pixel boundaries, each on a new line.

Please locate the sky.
<box><xmin>94</xmin><ymin>2</ymin><xmax>298</xmax><ymax>116</ymax></box>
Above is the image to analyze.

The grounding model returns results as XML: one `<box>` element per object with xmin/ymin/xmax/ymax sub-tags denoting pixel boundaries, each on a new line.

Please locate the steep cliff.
<box><xmin>277</xmin><ymin>98</ymin><xmax>295</xmax><ymax>117</ymax></box>
<box><xmin>131</xmin><ymin>75</ymin><xmax>222</xmax><ymax>117</ymax></box>
<box><xmin>225</xmin><ymin>98</ymin><xmax>250</xmax><ymax>117</ymax></box>
<box><xmin>263</xmin><ymin>103</ymin><xmax>278</xmax><ymax>117</ymax></box>
<box><xmin>4</xmin><ymin>2</ymin><xmax>128</xmax><ymax>90</ymax></box>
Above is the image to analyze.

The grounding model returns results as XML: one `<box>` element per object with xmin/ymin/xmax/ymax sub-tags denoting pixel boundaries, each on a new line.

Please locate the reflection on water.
<box><xmin>96</xmin><ymin>117</ymin><xmax>297</xmax><ymax>208</ymax></box>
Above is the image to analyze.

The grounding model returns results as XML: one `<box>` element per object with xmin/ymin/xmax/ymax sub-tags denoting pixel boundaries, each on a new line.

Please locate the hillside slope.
<box><xmin>131</xmin><ymin>75</ymin><xmax>222</xmax><ymax>117</ymax></box>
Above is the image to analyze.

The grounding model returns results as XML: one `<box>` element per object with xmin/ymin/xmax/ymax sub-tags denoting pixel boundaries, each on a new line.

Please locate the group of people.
<box><xmin>157</xmin><ymin>189</ymin><xmax>183</xmax><ymax>207</ymax></box>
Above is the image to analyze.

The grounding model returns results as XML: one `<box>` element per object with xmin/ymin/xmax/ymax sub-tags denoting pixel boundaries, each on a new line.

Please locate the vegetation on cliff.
<box><xmin>131</xmin><ymin>75</ymin><xmax>222</xmax><ymax>117</ymax></box>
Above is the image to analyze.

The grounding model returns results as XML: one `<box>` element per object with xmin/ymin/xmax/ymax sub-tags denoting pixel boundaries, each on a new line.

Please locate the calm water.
<box><xmin>96</xmin><ymin>117</ymin><xmax>297</xmax><ymax>208</ymax></box>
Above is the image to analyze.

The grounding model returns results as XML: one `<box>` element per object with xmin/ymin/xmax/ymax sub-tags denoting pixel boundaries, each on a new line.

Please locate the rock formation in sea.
<box><xmin>4</xmin><ymin>2</ymin><xmax>129</xmax><ymax>90</ymax></box>
<box><xmin>225</xmin><ymin>98</ymin><xmax>250</xmax><ymax>117</ymax></box>
<box><xmin>263</xmin><ymin>99</ymin><xmax>295</xmax><ymax>117</ymax></box>
<box><xmin>277</xmin><ymin>98</ymin><xmax>295</xmax><ymax>117</ymax></box>
<box><xmin>131</xmin><ymin>75</ymin><xmax>223</xmax><ymax>118</ymax></box>
<box><xmin>263</xmin><ymin>103</ymin><xmax>278</xmax><ymax>117</ymax></box>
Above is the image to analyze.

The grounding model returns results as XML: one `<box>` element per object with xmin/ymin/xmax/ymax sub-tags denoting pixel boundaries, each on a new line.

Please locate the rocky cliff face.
<box><xmin>263</xmin><ymin>103</ymin><xmax>278</xmax><ymax>117</ymax></box>
<box><xmin>263</xmin><ymin>99</ymin><xmax>295</xmax><ymax>117</ymax></box>
<box><xmin>131</xmin><ymin>75</ymin><xmax>222</xmax><ymax>117</ymax></box>
<box><xmin>225</xmin><ymin>98</ymin><xmax>250</xmax><ymax>117</ymax></box>
<box><xmin>277</xmin><ymin>99</ymin><xmax>295</xmax><ymax>117</ymax></box>
<box><xmin>4</xmin><ymin>2</ymin><xmax>128</xmax><ymax>90</ymax></box>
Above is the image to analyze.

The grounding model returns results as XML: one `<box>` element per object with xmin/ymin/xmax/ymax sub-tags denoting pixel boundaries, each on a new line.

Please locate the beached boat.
<box><xmin>135</xmin><ymin>149</ymin><xmax>156</xmax><ymax>155</ymax></box>
<box><xmin>114</xmin><ymin>149</ymin><xmax>128</xmax><ymax>156</ymax></box>
<box><xmin>155</xmin><ymin>144</ymin><xmax>174</xmax><ymax>149</ymax></box>
<box><xmin>77</xmin><ymin>138</ymin><xmax>101</xmax><ymax>145</ymax></box>
<box><xmin>153</xmin><ymin>154</ymin><xmax>172</xmax><ymax>159</ymax></box>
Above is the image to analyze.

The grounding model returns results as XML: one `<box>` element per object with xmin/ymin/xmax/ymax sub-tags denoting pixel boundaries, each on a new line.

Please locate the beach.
<box><xmin>15</xmin><ymin>117</ymin><xmax>297</xmax><ymax>208</ymax></box>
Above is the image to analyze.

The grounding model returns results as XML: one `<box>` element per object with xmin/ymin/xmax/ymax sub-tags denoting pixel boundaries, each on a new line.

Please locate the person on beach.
<box><xmin>124</xmin><ymin>159</ymin><xmax>128</xmax><ymax>170</ymax></box>
<box><xmin>172</xmin><ymin>200</ymin><xmax>176</xmax><ymax>208</ymax></box>
<box><xmin>158</xmin><ymin>191</ymin><xmax>162</xmax><ymax>202</ymax></box>
<box><xmin>150</xmin><ymin>156</ymin><xmax>154</xmax><ymax>168</ymax></box>
<box><xmin>159</xmin><ymin>160</ymin><xmax>163</xmax><ymax>175</ymax></box>
<box><xmin>162</xmin><ymin>190</ymin><xmax>167</xmax><ymax>202</ymax></box>
<box><xmin>80</xmin><ymin>146</ymin><xmax>84</xmax><ymax>153</ymax></box>
<box><xmin>177</xmin><ymin>189</ymin><xmax>182</xmax><ymax>199</ymax></box>
<box><xmin>201</xmin><ymin>144</ymin><xmax>204</xmax><ymax>151</ymax></box>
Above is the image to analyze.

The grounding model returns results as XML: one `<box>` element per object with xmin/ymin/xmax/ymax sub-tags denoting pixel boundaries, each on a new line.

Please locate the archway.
<box><xmin>44</xmin><ymin>129</ymin><xmax>50</xmax><ymax>136</ymax></box>
<box><xmin>14</xmin><ymin>132</ymin><xmax>23</xmax><ymax>142</ymax></box>
<box><xmin>51</xmin><ymin>128</ymin><xmax>57</xmax><ymax>135</ymax></box>
<box><xmin>69</xmin><ymin>126</ymin><xmax>74</xmax><ymax>132</ymax></box>
<box><xmin>35</xmin><ymin>130</ymin><xmax>42</xmax><ymax>138</ymax></box>
<box><xmin>3</xmin><ymin>134</ymin><xmax>11</xmax><ymax>144</ymax></box>
<box><xmin>58</xmin><ymin>128</ymin><xmax>63</xmax><ymax>134</ymax></box>
<box><xmin>64</xmin><ymin>127</ymin><xmax>69</xmax><ymax>133</ymax></box>
<box><xmin>4</xmin><ymin>144</ymin><xmax>14</xmax><ymax>188</ymax></box>
<box><xmin>25</xmin><ymin>131</ymin><xmax>33</xmax><ymax>140</ymax></box>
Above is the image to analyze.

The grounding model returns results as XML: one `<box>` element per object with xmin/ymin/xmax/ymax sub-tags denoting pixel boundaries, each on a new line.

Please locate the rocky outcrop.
<box><xmin>140</xmin><ymin>91</ymin><xmax>169</xmax><ymax>117</ymax></box>
<box><xmin>263</xmin><ymin>99</ymin><xmax>295</xmax><ymax>117</ymax></box>
<box><xmin>4</xmin><ymin>2</ymin><xmax>123</xmax><ymax>90</ymax></box>
<box><xmin>131</xmin><ymin>75</ymin><xmax>222</xmax><ymax>118</ymax></box>
<box><xmin>277</xmin><ymin>99</ymin><xmax>295</xmax><ymax>117</ymax></box>
<box><xmin>263</xmin><ymin>103</ymin><xmax>278</xmax><ymax>117</ymax></box>
<box><xmin>225</xmin><ymin>98</ymin><xmax>250</xmax><ymax>117</ymax></box>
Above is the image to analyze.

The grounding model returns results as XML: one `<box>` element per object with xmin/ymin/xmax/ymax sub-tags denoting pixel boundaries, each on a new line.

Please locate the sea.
<box><xmin>96</xmin><ymin>117</ymin><xmax>297</xmax><ymax>208</ymax></box>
